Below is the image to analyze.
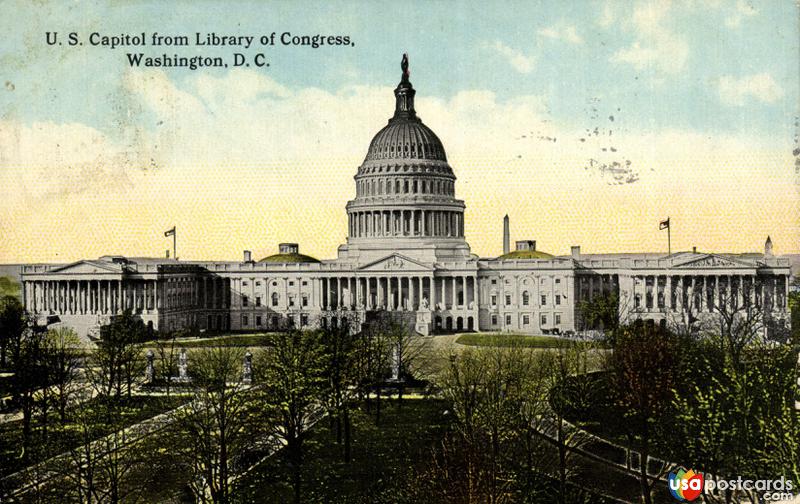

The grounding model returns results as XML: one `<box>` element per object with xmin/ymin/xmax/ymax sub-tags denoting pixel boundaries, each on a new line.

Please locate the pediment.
<box><xmin>358</xmin><ymin>253</ymin><xmax>433</xmax><ymax>272</ymax></box>
<box><xmin>674</xmin><ymin>254</ymin><xmax>751</xmax><ymax>269</ymax></box>
<box><xmin>49</xmin><ymin>260</ymin><xmax>123</xmax><ymax>275</ymax></box>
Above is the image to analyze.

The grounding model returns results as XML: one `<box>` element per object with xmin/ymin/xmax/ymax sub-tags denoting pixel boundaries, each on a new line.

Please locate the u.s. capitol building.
<box><xmin>20</xmin><ymin>57</ymin><xmax>793</xmax><ymax>340</ymax></box>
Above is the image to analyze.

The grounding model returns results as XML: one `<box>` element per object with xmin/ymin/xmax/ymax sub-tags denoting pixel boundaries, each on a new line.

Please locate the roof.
<box><xmin>496</xmin><ymin>250</ymin><xmax>555</xmax><ymax>260</ymax></box>
<box><xmin>257</xmin><ymin>252</ymin><xmax>320</xmax><ymax>264</ymax></box>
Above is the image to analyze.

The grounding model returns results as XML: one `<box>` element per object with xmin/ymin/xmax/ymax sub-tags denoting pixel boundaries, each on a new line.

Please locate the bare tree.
<box><xmin>172</xmin><ymin>346</ymin><xmax>261</xmax><ymax>504</ymax></box>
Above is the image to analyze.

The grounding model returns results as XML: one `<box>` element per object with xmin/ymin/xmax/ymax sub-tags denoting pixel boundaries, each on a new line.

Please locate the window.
<box><xmin>289</xmin><ymin>281</ymin><xmax>295</xmax><ymax>287</ymax></box>
<box><xmin>555</xmin><ymin>314</ymin><xmax>561</xmax><ymax>325</ymax></box>
<box><xmin>271</xmin><ymin>315</ymin><xmax>278</xmax><ymax>327</ymax></box>
<box><xmin>491</xmin><ymin>314</ymin><xmax>498</xmax><ymax>326</ymax></box>
<box><xmin>271</xmin><ymin>292</ymin><xmax>279</xmax><ymax>307</ymax></box>
<box><xmin>242</xmin><ymin>281</ymin><xmax>248</xmax><ymax>286</ymax></box>
<box><xmin>505</xmin><ymin>295</ymin><xmax>511</xmax><ymax>306</ymax></box>
<box><xmin>541</xmin><ymin>314</ymin><xmax>547</xmax><ymax>325</ymax></box>
<box><xmin>302</xmin><ymin>281</ymin><xmax>308</xmax><ymax>286</ymax></box>
<box><xmin>541</xmin><ymin>295</ymin><xmax>547</xmax><ymax>306</ymax></box>
<box><xmin>255</xmin><ymin>296</ymin><xmax>261</xmax><ymax>307</ymax></box>
<box><xmin>302</xmin><ymin>295</ymin><xmax>308</xmax><ymax>307</ymax></box>
<box><xmin>242</xmin><ymin>315</ymin><xmax>249</xmax><ymax>326</ymax></box>
<box><xmin>555</xmin><ymin>295</ymin><xmax>561</xmax><ymax>306</ymax></box>
<box><xmin>505</xmin><ymin>315</ymin><xmax>512</xmax><ymax>326</ymax></box>
<box><xmin>272</xmin><ymin>281</ymin><xmax>277</xmax><ymax>287</ymax></box>
<box><xmin>289</xmin><ymin>296</ymin><xmax>295</xmax><ymax>307</ymax></box>
<box><xmin>256</xmin><ymin>315</ymin><xmax>262</xmax><ymax>326</ymax></box>
<box><xmin>300</xmin><ymin>314</ymin><xmax>308</xmax><ymax>327</ymax></box>
<box><xmin>522</xmin><ymin>291</ymin><xmax>529</xmax><ymax>305</ymax></box>
<box><xmin>523</xmin><ymin>315</ymin><xmax>530</xmax><ymax>325</ymax></box>
<box><xmin>491</xmin><ymin>295</ymin><xmax>497</xmax><ymax>306</ymax></box>
<box><xmin>242</xmin><ymin>295</ymin><xmax>249</xmax><ymax>307</ymax></box>
<box><xmin>255</xmin><ymin>281</ymin><xmax>261</xmax><ymax>286</ymax></box>
<box><xmin>491</xmin><ymin>279</ymin><xmax>497</xmax><ymax>285</ymax></box>
<box><xmin>555</xmin><ymin>278</ymin><xmax>561</xmax><ymax>284</ymax></box>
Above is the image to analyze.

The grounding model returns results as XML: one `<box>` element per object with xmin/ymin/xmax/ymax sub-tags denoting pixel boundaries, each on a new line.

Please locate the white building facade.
<box><xmin>19</xmin><ymin>57</ymin><xmax>793</xmax><ymax>340</ymax></box>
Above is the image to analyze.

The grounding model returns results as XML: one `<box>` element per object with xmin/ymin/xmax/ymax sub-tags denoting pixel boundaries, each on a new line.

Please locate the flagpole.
<box><xmin>665</xmin><ymin>217</ymin><xmax>671</xmax><ymax>255</ymax></box>
<box><xmin>173</xmin><ymin>230</ymin><xmax>177</xmax><ymax>260</ymax></box>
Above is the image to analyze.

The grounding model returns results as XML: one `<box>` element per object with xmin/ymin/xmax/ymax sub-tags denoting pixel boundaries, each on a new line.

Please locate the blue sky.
<box><xmin>2</xmin><ymin>0</ymin><xmax>796</xmax><ymax>142</ymax></box>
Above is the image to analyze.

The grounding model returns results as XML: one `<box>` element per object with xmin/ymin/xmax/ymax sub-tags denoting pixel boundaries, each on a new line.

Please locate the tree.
<box><xmin>13</xmin><ymin>327</ymin><xmax>47</xmax><ymax>459</ymax></box>
<box><xmin>319</xmin><ymin>322</ymin><xmax>358</xmax><ymax>463</ymax></box>
<box><xmin>354</xmin><ymin>315</ymin><xmax>393</xmax><ymax>425</ymax></box>
<box><xmin>547</xmin><ymin>342</ymin><xmax>595</xmax><ymax>504</ymax></box>
<box><xmin>261</xmin><ymin>330</ymin><xmax>325</xmax><ymax>504</ymax></box>
<box><xmin>90</xmin><ymin>311</ymin><xmax>146</xmax><ymax>400</ymax></box>
<box><xmin>173</xmin><ymin>346</ymin><xmax>261</xmax><ymax>504</ymax></box>
<box><xmin>154</xmin><ymin>330</ymin><xmax>181</xmax><ymax>397</ymax></box>
<box><xmin>609</xmin><ymin>322</ymin><xmax>679</xmax><ymax>504</ymax></box>
<box><xmin>578</xmin><ymin>291</ymin><xmax>620</xmax><ymax>333</ymax></box>
<box><xmin>0</xmin><ymin>295</ymin><xmax>25</xmax><ymax>369</ymax></box>
<box><xmin>43</xmin><ymin>327</ymin><xmax>82</xmax><ymax>423</ymax></box>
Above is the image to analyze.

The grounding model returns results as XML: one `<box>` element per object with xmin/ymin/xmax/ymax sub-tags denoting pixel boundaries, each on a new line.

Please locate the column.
<box><xmin>664</xmin><ymin>276</ymin><xmax>672</xmax><ymax>312</ymax></box>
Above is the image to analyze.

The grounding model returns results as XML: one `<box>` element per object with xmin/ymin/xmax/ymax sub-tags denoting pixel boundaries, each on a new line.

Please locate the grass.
<box><xmin>234</xmin><ymin>398</ymin><xmax>452</xmax><ymax>504</ymax></box>
<box><xmin>146</xmin><ymin>332</ymin><xmax>278</xmax><ymax>349</ymax></box>
<box><xmin>456</xmin><ymin>333</ymin><xmax>575</xmax><ymax>348</ymax></box>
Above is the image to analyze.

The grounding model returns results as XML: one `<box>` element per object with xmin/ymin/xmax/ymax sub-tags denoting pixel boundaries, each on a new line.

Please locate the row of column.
<box><xmin>631</xmin><ymin>274</ymin><xmax>789</xmax><ymax>313</ymax></box>
<box><xmin>24</xmin><ymin>279</ymin><xmax>159</xmax><ymax>315</ymax></box>
<box><xmin>357</xmin><ymin>177</ymin><xmax>453</xmax><ymax>197</ymax></box>
<box><xmin>200</xmin><ymin>277</ymin><xmax>230</xmax><ymax>310</ymax></box>
<box><xmin>320</xmin><ymin>275</ymin><xmax>477</xmax><ymax>312</ymax></box>
<box><xmin>576</xmin><ymin>275</ymin><xmax>619</xmax><ymax>303</ymax></box>
<box><xmin>349</xmin><ymin>209</ymin><xmax>464</xmax><ymax>238</ymax></box>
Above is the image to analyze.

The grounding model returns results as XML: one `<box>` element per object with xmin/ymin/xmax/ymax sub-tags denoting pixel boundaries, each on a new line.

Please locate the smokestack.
<box><xmin>243</xmin><ymin>250</ymin><xmax>252</xmax><ymax>262</ymax></box>
<box><xmin>765</xmin><ymin>236</ymin><xmax>773</xmax><ymax>257</ymax></box>
<box><xmin>503</xmin><ymin>215</ymin><xmax>510</xmax><ymax>255</ymax></box>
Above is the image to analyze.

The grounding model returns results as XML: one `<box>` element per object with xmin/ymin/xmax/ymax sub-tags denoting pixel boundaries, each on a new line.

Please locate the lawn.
<box><xmin>0</xmin><ymin>393</ymin><xmax>188</xmax><ymax>480</ymax></box>
<box><xmin>456</xmin><ymin>333</ymin><xmax>575</xmax><ymax>348</ymax></box>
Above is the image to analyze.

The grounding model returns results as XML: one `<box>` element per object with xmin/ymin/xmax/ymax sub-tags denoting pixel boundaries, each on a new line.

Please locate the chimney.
<box><xmin>166</xmin><ymin>249</ymin><xmax>170</xmax><ymax>259</ymax></box>
<box><xmin>765</xmin><ymin>236</ymin><xmax>773</xmax><ymax>257</ymax></box>
<box><xmin>503</xmin><ymin>215</ymin><xmax>510</xmax><ymax>255</ymax></box>
<box><xmin>243</xmin><ymin>250</ymin><xmax>252</xmax><ymax>262</ymax></box>
<box><xmin>571</xmin><ymin>246</ymin><xmax>580</xmax><ymax>259</ymax></box>
<box><xmin>516</xmin><ymin>240</ymin><xmax>536</xmax><ymax>251</ymax></box>
<box><xmin>692</xmin><ymin>246</ymin><xmax>697</xmax><ymax>253</ymax></box>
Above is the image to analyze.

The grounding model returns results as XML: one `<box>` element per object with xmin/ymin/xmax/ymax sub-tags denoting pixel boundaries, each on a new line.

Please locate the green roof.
<box><xmin>258</xmin><ymin>253</ymin><xmax>320</xmax><ymax>264</ymax></box>
<box><xmin>497</xmin><ymin>250</ymin><xmax>554</xmax><ymax>260</ymax></box>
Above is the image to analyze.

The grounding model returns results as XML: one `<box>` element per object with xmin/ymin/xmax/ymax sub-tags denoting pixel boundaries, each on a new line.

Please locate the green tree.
<box><xmin>319</xmin><ymin>322</ymin><xmax>358</xmax><ymax>463</ymax></box>
<box><xmin>610</xmin><ymin>322</ymin><xmax>679</xmax><ymax>504</ymax></box>
<box><xmin>0</xmin><ymin>295</ymin><xmax>26</xmax><ymax>369</ymax></box>
<box><xmin>261</xmin><ymin>330</ymin><xmax>325</xmax><ymax>504</ymax></box>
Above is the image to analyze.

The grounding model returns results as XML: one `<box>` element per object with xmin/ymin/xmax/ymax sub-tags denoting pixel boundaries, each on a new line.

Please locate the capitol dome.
<box><xmin>340</xmin><ymin>54</ymin><xmax>472</xmax><ymax>265</ymax></box>
<box><xmin>363</xmin><ymin>118</ymin><xmax>447</xmax><ymax>163</ymax></box>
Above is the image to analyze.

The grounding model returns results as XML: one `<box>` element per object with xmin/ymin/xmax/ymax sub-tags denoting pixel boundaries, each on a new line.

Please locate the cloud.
<box><xmin>0</xmin><ymin>69</ymin><xmax>795</xmax><ymax>262</ymax></box>
<box><xmin>610</xmin><ymin>1</ymin><xmax>689</xmax><ymax>75</ymax></box>
<box><xmin>597</xmin><ymin>2</ymin><xmax>615</xmax><ymax>28</ymax></box>
<box><xmin>718</xmin><ymin>73</ymin><xmax>784</xmax><ymax>106</ymax></box>
<box><xmin>487</xmin><ymin>40</ymin><xmax>536</xmax><ymax>74</ymax></box>
<box><xmin>725</xmin><ymin>0</ymin><xmax>757</xmax><ymax>28</ymax></box>
<box><xmin>538</xmin><ymin>24</ymin><xmax>583</xmax><ymax>44</ymax></box>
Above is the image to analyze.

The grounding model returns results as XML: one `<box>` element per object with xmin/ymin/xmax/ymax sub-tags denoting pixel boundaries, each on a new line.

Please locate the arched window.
<box><xmin>522</xmin><ymin>291</ymin><xmax>530</xmax><ymax>306</ymax></box>
<box><xmin>271</xmin><ymin>292</ymin><xmax>279</xmax><ymax>307</ymax></box>
<box><xmin>396</xmin><ymin>180</ymin><xmax>401</xmax><ymax>193</ymax></box>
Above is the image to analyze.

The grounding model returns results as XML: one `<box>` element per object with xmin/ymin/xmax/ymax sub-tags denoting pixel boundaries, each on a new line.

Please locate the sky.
<box><xmin>0</xmin><ymin>0</ymin><xmax>798</xmax><ymax>263</ymax></box>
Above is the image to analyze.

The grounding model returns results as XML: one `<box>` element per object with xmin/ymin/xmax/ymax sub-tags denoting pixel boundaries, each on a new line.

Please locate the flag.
<box><xmin>164</xmin><ymin>227</ymin><xmax>175</xmax><ymax>237</ymax></box>
<box><xmin>659</xmin><ymin>218</ymin><xmax>670</xmax><ymax>230</ymax></box>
